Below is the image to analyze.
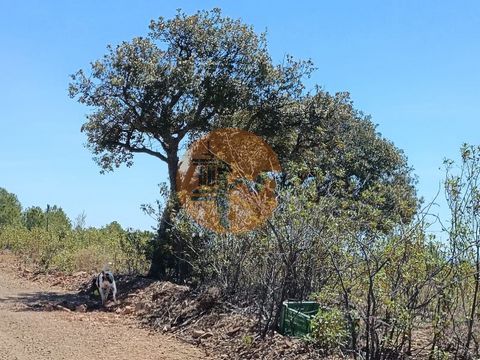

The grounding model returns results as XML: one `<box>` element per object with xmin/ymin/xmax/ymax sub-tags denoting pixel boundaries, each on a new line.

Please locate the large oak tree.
<box><xmin>69</xmin><ymin>9</ymin><xmax>311</xmax><ymax>279</ymax></box>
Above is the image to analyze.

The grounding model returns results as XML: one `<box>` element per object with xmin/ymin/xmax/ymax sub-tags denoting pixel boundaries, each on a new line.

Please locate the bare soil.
<box><xmin>1</xmin><ymin>251</ymin><xmax>327</xmax><ymax>359</ymax></box>
<box><xmin>0</xmin><ymin>252</ymin><xmax>207</xmax><ymax>360</ymax></box>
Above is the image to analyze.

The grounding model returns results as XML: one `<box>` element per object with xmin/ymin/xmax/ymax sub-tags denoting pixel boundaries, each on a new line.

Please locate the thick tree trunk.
<box><xmin>147</xmin><ymin>195</ymin><xmax>177</xmax><ymax>279</ymax></box>
<box><xmin>148</xmin><ymin>148</ymin><xmax>185</xmax><ymax>280</ymax></box>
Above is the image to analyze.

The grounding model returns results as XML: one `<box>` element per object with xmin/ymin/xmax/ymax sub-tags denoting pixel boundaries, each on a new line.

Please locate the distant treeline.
<box><xmin>0</xmin><ymin>187</ymin><xmax>153</xmax><ymax>274</ymax></box>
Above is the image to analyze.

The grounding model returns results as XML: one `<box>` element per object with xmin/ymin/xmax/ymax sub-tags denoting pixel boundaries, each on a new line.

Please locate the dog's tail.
<box><xmin>102</xmin><ymin>262</ymin><xmax>113</xmax><ymax>272</ymax></box>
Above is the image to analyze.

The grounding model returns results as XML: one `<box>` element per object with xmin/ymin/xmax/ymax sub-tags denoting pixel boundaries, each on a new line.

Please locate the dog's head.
<box><xmin>101</xmin><ymin>271</ymin><xmax>114</xmax><ymax>283</ymax></box>
<box><xmin>97</xmin><ymin>271</ymin><xmax>114</xmax><ymax>289</ymax></box>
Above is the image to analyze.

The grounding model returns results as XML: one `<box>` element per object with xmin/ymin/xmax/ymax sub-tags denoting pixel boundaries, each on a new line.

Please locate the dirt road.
<box><xmin>0</xmin><ymin>257</ymin><xmax>206</xmax><ymax>360</ymax></box>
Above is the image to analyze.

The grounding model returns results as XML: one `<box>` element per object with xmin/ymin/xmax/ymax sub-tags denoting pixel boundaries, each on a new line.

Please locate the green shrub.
<box><xmin>118</xmin><ymin>229</ymin><xmax>153</xmax><ymax>274</ymax></box>
<box><xmin>0</xmin><ymin>220</ymin><xmax>153</xmax><ymax>274</ymax></box>
<box><xmin>309</xmin><ymin>307</ymin><xmax>348</xmax><ymax>351</ymax></box>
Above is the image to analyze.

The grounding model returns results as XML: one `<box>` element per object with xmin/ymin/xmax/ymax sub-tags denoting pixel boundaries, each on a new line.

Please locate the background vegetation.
<box><xmin>2</xmin><ymin>8</ymin><xmax>480</xmax><ymax>359</ymax></box>
<box><xmin>0</xmin><ymin>191</ymin><xmax>152</xmax><ymax>274</ymax></box>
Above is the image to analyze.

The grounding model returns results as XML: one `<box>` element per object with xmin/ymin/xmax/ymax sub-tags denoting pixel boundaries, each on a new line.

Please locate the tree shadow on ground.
<box><xmin>0</xmin><ymin>290</ymin><xmax>106</xmax><ymax>312</ymax></box>
<box><xmin>78</xmin><ymin>274</ymin><xmax>157</xmax><ymax>301</ymax></box>
<box><xmin>0</xmin><ymin>274</ymin><xmax>157</xmax><ymax>313</ymax></box>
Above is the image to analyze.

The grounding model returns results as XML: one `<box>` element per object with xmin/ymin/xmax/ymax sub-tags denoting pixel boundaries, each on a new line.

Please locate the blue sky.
<box><xmin>1</xmin><ymin>1</ymin><xmax>479</xmax><ymax>232</ymax></box>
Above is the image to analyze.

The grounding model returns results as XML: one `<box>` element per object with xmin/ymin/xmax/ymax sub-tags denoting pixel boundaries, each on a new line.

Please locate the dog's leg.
<box><xmin>104</xmin><ymin>287</ymin><xmax>110</xmax><ymax>305</ymax></box>
<box><xmin>112</xmin><ymin>283</ymin><xmax>117</xmax><ymax>303</ymax></box>
<box><xmin>99</xmin><ymin>288</ymin><xmax>105</xmax><ymax>306</ymax></box>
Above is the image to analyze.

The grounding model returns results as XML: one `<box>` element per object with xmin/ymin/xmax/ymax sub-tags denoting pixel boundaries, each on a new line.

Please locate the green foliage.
<box><xmin>69</xmin><ymin>8</ymin><xmax>314</xmax><ymax>279</ymax></box>
<box><xmin>118</xmin><ymin>229</ymin><xmax>154</xmax><ymax>274</ymax></box>
<box><xmin>0</xmin><ymin>189</ymin><xmax>153</xmax><ymax>274</ymax></box>
<box><xmin>69</xmin><ymin>8</ymin><xmax>310</xmax><ymax>173</ymax></box>
<box><xmin>68</xmin><ymin>8</ymin><xmax>418</xmax><ymax>285</ymax></box>
<box><xmin>45</xmin><ymin>205</ymin><xmax>71</xmax><ymax>238</ymax></box>
<box><xmin>262</xmin><ymin>90</ymin><xmax>417</xmax><ymax>232</ymax></box>
<box><xmin>61</xmin><ymin>8</ymin><xmax>480</xmax><ymax>358</ymax></box>
<box><xmin>0</xmin><ymin>188</ymin><xmax>22</xmax><ymax>228</ymax></box>
<box><xmin>0</xmin><ymin>225</ymin><xmax>30</xmax><ymax>252</ymax></box>
<box><xmin>242</xmin><ymin>335</ymin><xmax>254</xmax><ymax>347</ymax></box>
<box><xmin>22</xmin><ymin>206</ymin><xmax>46</xmax><ymax>230</ymax></box>
<box><xmin>309</xmin><ymin>308</ymin><xmax>348</xmax><ymax>350</ymax></box>
<box><xmin>443</xmin><ymin>143</ymin><xmax>480</xmax><ymax>356</ymax></box>
<box><xmin>0</xmin><ymin>223</ymin><xmax>154</xmax><ymax>273</ymax></box>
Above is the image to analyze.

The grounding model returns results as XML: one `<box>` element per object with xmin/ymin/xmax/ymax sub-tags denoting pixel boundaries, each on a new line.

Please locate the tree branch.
<box><xmin>105</xmin><ymin>138</ymin><xmax>168</xmax><ymax>162</ymax></box>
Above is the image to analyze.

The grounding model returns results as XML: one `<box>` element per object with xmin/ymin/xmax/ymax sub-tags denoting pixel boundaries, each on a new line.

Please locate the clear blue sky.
<box><xmin>1</xmin><ymin>0</ymin><xmax>479</xmax><ymax>231</ymax></box>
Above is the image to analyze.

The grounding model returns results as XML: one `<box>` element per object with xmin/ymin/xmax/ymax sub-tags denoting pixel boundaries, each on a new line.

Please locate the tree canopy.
<box><xmin>240</xmin><ymin>90</ymin><xmax>418</xmax><ymax>230</ymax></box>
<box><xmin>22</xmin><ymin>206</ymin><xmax>46</xmax><ymax>230</ymax></box>
<box><xmin>70</xmin><ymin>8</ymin><xmax>418</xmax><ymax>279</ymax></box>
<box><xmin>0</xmin><ymin>188</ymin><xmax>22</xmax><ymax>228</ymax></box>
<box><xmin>69</xmin><ymin>8</ymin><xmax>311</xmax><ymax>187</ymax></box>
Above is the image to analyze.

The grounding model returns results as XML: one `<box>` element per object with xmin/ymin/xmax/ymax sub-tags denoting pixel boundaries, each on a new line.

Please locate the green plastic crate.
<box><xmin>278</xmin><ymin>301</ymin><xmax>320</xmax><ymax>337</ymax></box>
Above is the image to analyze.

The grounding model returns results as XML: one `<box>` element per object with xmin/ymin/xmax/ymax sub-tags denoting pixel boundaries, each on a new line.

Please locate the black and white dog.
<box><xmin>96</xmin><ymin>270</ymin><xmax>117</xmax><ymax>306</ymax></box>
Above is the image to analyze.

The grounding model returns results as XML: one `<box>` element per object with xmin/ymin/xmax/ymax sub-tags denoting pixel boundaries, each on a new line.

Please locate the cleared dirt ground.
<box><xmin>0</xmin><ymin>254</ymin><xmax>206</xmax><ymax>360</ymax></box>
